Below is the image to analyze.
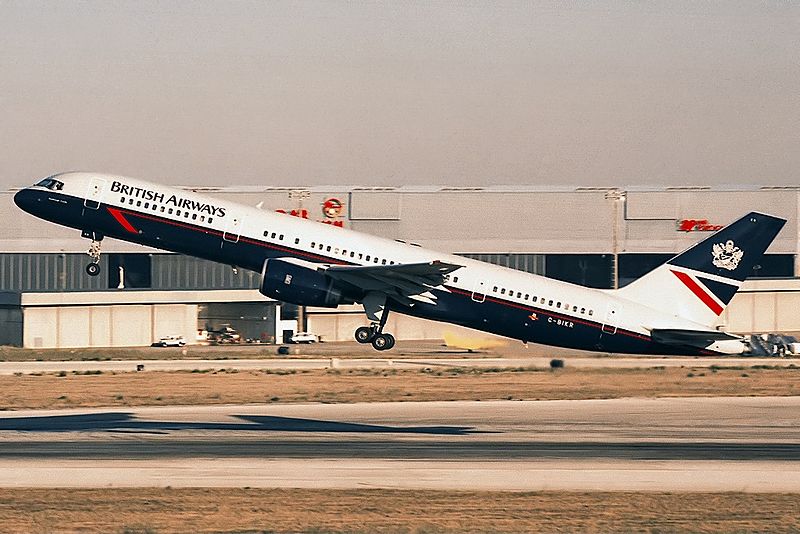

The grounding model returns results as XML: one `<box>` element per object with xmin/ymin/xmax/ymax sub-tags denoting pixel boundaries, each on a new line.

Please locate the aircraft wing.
<box><xmin>650</xmin><ymin>328</ymin><xmax>743</xmax><ymax>348</ymax></box>
<box><xmin>321</xmin><ymin>260</ymin><xmax>463</xmax><ymax>306</ymax></box>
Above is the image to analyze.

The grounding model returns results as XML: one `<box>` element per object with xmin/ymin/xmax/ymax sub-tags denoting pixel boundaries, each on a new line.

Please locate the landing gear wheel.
<box><xmin>383</xmin><ymin>333</ymin><xmax>396</xmax><ymax>350</ymax></box>
<box><xmin>355</xmin><ymin>326</ymin><xmax>374</xmax><ymax>344</ymax></box>
<box><xmin>85</xmin><ymin>262</ymin><xmax>101</xmax><ymax>276</ymax></box>
<box><xmin>371</xmin><ymin>333</ymin><xmax>392</xmax><ymax>351</ymax></box>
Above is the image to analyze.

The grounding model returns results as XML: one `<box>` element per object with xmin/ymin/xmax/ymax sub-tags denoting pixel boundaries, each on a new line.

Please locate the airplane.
<box><xmin>14</xmin><ymin>172</ymin><xmax>786</xmax><ymax>355</ymax></box>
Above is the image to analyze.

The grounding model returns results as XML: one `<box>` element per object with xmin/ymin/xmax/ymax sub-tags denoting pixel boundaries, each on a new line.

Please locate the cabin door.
<box><xmin>601</xmin><ymin>303</ymin><xmax>618</xmax><ymax>334</ymax></box>
<box><xmin>83</xmin><ymin>177</ymin><xmax>106</xmax><ymax>210</ymax></box>
<box><xmin>471</xmin><ymin>280</ymin><xmax>486</xmax><ymax>303</ymax></box>
<box><xmin>222</xmin><ymin>215</ymin><xmax>243</xmax><ymax>243</ymax></box>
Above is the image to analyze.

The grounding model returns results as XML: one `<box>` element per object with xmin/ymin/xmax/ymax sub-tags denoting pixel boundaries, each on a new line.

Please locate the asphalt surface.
<box><xmin>1</xmin><ymin>397</ymin><xmax>800</xmax><ymax>490</ymax></box>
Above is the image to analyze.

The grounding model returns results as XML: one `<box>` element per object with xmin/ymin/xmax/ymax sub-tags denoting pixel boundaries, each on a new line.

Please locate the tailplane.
<box><xmin>615</xmin><ymin>212</ymin><xmax>786</xmax><ymax>327</ymax></box>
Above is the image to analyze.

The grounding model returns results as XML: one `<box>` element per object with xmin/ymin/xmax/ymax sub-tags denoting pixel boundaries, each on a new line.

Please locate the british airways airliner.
<box><xmin>14</xmin><ymin>172</ymin><xmax>785</xmax><ymax>354</ymax></box>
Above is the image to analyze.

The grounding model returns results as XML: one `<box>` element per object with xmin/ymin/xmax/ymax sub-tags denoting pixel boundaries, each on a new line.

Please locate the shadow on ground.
<box><xmin>0</xmin><ymin>412</ymin><xmax>483</xmax><ymax>435</ymax></box>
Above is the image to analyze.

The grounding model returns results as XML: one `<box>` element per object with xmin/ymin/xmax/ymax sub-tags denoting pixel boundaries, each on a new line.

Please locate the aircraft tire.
<box><xmin>85</xmin><ymin>263</ymin><xmax>101</xmax><ymax>277</ymax></box>
<box><xmin>354</xmin><ymin>326</ymin><xmax>374</xmax><ymax>344</ymax></box>
<box><xmin>371</xmin><ymin>333</ymin><xmax>394</xmax><ymax>351</ymax></box>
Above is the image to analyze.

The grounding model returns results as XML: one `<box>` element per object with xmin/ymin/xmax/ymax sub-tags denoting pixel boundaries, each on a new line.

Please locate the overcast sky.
<box><xmin>1</xmin><ymin>0</ymin><xmax>798</xmax><ymax>189</ymax></box>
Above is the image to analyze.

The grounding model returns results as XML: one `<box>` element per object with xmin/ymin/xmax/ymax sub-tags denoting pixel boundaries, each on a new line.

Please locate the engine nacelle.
<box><xmin>260</xmin><ymin>259</ymin><xmax>343</xmax><ymax>308</ymax></box>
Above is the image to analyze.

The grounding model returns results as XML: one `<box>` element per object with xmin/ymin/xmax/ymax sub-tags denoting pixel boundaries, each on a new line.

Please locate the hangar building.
<box><xmin>1</xmin><ymin>181</ymin><xmax>798</xmax><ymax>348</ymax></box>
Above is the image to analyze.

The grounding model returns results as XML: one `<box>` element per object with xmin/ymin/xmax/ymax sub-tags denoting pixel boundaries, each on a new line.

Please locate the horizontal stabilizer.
<box><xmin>650</xmin><ymin>328</ymin><xmax>742</xmax><ymax>348</ymax></box>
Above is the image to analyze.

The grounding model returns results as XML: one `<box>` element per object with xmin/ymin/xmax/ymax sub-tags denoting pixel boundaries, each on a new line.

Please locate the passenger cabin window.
<box><xmin>589</xmin><ymin>310</ymin><xmax>594</xmax><ymax>316</ymax></box>
<box><xmin>207</xmin><ymin>218</ymin><xmax>213</xmax><ymax>223</ymax></box>
<box><xmin>295</xmin><ymin>238</ymin><xmax>300</xmax><ymax>244</ymax></box>
<box><xmin>453</xmin><ymin>277</ymin><xmax>458</xmax><ymax>283</ymax></box>
<box><xmin>548</xmin><ymin>300</ymin><xmax>553</xmax><ymax>306</ymax></box>
<box><xmin>501</xmin><ymin>288</ymin><xmax>506</xmax><ymax>295</ymax></box>
<box><xmin>533</xmin><ymin>296</ymin><xmax>537</xmax><ymax>302</ymax></box>
<box><xmin>381</xmin><ymin>259</ymin><xmax>387</xmax><ymax>265</ymax></box>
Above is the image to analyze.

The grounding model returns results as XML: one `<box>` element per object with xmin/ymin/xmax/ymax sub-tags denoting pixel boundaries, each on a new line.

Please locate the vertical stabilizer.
<box><xmin>615</xmin><ymin>212</ymin><xmax>786</xmax><ymax>327</ymax></box>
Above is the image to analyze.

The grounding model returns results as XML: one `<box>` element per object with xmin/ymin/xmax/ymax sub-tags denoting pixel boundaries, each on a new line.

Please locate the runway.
<box><xmin>0</xmin><ymin>355</ymin><xmax>797</xmax><ymax>374</ymax></box>
<box><xmin>1</xmin><ymin>397</ymin><xmax>799</xmax><ymax>491</ymax></box>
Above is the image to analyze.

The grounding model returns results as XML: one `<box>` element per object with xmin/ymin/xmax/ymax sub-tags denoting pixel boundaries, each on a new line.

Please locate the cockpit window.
<box><xmin>35</xmin><ymin>178</ymin><xmax>64</xmax><ymax>191</ymax></box>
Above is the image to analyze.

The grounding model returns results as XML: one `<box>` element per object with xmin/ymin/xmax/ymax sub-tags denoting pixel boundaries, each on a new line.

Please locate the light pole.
<box><xmin>604</xmin><ymin>190</ymin><xmax>626</xmax><ymax>289</ymax></box>
<box><xmin>289</xmin><ymin>189</ymin><xmax>311</xmax><ymax>332</ymax></box>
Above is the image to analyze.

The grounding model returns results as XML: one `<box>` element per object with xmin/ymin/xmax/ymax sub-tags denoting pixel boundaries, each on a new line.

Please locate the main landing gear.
<box><xmin>82</xmin><ymin>230</ymin><xmax>103</xmax><ymax>277</ymax></box>
<box><xmin>354</xmin><ymin>296</ymin><xmax>395</xmax><ymax>351</ymax></box>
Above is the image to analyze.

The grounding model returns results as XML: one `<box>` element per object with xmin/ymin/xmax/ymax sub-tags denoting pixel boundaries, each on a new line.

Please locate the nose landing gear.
<box><xmin>82</xmin><ymin>230</ymin><xmax>103</xmax><ymax>277</ymax></box>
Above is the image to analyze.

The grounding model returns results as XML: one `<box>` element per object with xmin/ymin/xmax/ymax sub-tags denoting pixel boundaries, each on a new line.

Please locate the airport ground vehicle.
<box><xmin>290</xmin><ymin>332</ymin><xmax>319</xmax><ymax>343</ymax></box>
<box><xmin>154</xmin><ymin>335</ymin><xmax>186</xmax><ymax>347</ymax></box>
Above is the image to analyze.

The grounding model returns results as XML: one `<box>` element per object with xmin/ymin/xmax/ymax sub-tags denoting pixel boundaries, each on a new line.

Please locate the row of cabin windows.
<box><xmin>120</xmin><ymin>197</ymin><xmax>214</xmax><ymax>224</ymax></box>
<box><xmin>492</xmin><ymin>285</ymin><xmax>594</xmax><ymax>316</ymax></box>
<box><xmin>263</xmin><ymin>230</ymin><xmax>285</xmax><ymax>241</ymax></box>
<box><xmin>308</xmin><ymin>241</ymin><xmax>398</xmax><ymax>266</ymax></box>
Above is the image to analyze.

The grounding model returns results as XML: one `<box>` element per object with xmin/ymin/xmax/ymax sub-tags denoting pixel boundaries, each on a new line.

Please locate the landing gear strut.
<box><xmin>83</xmin><ymin>231</ymin><xmax>103</xmax><ymax>277</ymax></box>
<box><xmin>354</xmin><ymin>298</ymin><xmax>396</xmax><ymax>351</ymax></box>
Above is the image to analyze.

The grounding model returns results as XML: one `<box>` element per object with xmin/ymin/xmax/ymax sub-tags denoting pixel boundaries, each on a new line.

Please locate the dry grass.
<box><xmin>0</xmin><ymin>488</ymin><xmax>797</xmax><ymax>533</ymax></box>
<box><xmin>2</xmin><ymin>365</ymin><xmax>800</xmax><ymax>410</ymax></box>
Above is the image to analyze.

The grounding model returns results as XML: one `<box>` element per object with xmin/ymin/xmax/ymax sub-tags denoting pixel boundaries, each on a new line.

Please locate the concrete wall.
<box><xmin>22</xmin><ymin>304</ymin><xmax>198</xmax><ymax>348</ymax></box>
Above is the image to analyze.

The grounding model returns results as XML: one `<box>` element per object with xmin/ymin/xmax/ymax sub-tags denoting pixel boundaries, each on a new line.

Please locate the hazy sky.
<box><xmin>1</xmin><ymin>0</ymin><xmax>798</xmax><ymax>188</ymax></box>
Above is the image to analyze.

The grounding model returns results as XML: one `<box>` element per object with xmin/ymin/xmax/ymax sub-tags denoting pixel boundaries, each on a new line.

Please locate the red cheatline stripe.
<box><xmin>107</xmin><ymin>207</ymin><xmax>138</xmax><ymax>234</ymax></box>
<box><xmin>670</xmin><ymin>269</ymin><xmax>723</xmax><ymax>316</ymax></box>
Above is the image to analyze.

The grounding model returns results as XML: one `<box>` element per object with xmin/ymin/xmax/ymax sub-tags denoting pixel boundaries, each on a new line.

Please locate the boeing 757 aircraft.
<box><xmin>15</xmin><ymin>172</ymin><xmax>785</xmax><ymax>354</ymax></box>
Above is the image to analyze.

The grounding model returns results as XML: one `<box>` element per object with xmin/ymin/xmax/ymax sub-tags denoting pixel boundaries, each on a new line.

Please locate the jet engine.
<box><xmin>260</xmin><ymin>258</ymin><xmax>344</xmax><ymax>308</ymax></box>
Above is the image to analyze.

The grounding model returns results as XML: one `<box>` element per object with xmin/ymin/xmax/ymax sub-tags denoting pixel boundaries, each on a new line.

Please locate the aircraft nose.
<box><xmin>13</xmin><ymin>188</ymin><xmax>39</xmax><ymax>214</ymax></box>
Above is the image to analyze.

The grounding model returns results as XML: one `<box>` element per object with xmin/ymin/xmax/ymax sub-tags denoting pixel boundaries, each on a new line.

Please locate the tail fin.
<box><xmin>616</xmin><ymin>212</ymin><xmax>786</xmax><ymax>327</ymax></box>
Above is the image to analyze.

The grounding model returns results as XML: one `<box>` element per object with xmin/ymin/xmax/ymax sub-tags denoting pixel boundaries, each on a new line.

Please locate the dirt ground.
<box><xmin>0</xmin><ymin>340</ymin><xmax>593</xmax><ymax>362</ymax></box>
<box><xmin>1</xmin><ymin>364</ymin><xmax>799</xmax><ymax>410</ymax></box>
<box><xmin>0</xmin><ymin>488</ymin><xmax>797</xmax><ymax>533</ymax></box>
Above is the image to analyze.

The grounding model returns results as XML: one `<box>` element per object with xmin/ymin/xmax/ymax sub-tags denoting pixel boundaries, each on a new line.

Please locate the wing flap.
<box><xmin>322</xmin><ymin>260</ymin><xmax>463</xmax><ymax>305</ymax></box>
